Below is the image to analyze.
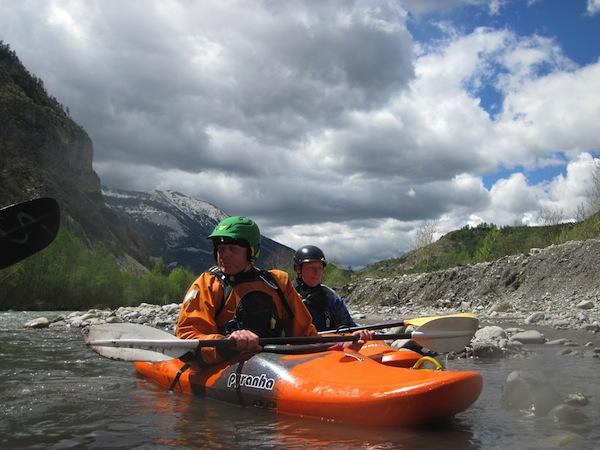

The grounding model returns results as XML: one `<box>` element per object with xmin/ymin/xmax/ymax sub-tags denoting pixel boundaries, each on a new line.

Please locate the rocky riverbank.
<box><xmin>340</xmin><ymin>239</ymin><xmax>600</xmax><ymax>332</ymax></box>
<box><xmin>23</xmin><ymin>301</ymin><xmax>600</xmax><ymax>362</ymax></box>
<box><xmin>21</xmin><ymin>239</ymin><xmax>600</xmax><ymax>360</ymax></box>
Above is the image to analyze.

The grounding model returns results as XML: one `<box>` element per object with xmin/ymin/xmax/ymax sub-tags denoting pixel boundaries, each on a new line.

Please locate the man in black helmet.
<box><xmin>293</xmin><ymin>245</ymin><xmax>367</xmax><ymax>334</ymax></box>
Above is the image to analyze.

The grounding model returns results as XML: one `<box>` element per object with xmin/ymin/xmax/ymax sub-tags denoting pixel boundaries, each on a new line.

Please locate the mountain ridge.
<box><xmin>102</xmin><ymin>187</ymin><xmax>295</xmax><ymax>274</ymax></box>
<box><xmin>1</xmin><ymin>41</ymin><xmax>298</xmax><ymax>277</ymax></box>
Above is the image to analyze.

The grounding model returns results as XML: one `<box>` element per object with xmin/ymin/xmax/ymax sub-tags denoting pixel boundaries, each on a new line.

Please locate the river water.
<box><xmin>1</xmin><ymin>311</ymin><xmax>599</xmax><ymax>449</ymax></box>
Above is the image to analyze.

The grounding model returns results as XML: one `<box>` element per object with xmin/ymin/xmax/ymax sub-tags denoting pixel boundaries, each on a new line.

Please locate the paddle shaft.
<box><xmin>89</xmin><ymin>330</ymin><xmax>470</xmax><ymax>350</ymax></box>
<box><xmin>318</xmin><ymin>314</ymin><xmax>479</xmax><ymax>335</ymax></box>
<box><xmin>89</xmin><ymin>333</ymin><xmax>405</xmax><ymax>350</ymax></box>
<box><xmin>85</xmin><ymin>316</ymin><xmax>478</xmax><ymax>361</ymax></box>
<box><xmin>319</xmin><ymin>320</ymin><xmax>406</xmax><ymax>334</ymax></box>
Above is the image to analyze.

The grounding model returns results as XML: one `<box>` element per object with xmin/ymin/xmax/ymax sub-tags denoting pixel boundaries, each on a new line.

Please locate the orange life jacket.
<box><xmin>176</xmin><ymin>266</ymin><xmax>317</xmax><ymax>365</ymax></box>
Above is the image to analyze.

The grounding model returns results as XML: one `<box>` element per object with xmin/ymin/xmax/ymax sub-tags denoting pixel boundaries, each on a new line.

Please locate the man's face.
<box><xmin>301</xmin><ymin>261</ymin><xmax>324</xmax><ymax>287</ymax></box>
<box><xmin>217</xmin><ymin>244</ymin><xmax>248</xmax><ymax>275</ymax></box>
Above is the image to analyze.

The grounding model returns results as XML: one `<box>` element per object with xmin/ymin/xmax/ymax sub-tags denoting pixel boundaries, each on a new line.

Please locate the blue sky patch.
<box><xmin>482</xmin><ymin>159</ymin><xmax>568</xmax><ymax>190</ymax></box>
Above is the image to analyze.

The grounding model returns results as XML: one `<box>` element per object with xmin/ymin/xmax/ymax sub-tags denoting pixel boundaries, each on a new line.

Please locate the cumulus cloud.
<box><xmin>588</xmin><ymin>0</ymin><xmax>600</xmax><ymax>16</ymax></box>
<box><xmin>270</xmin><ymin>218</ymin><xmax>417</xmax><ymax>268</ymax></box>
<box><xmin>442</xmin><ymin>153</ymin><xmax>599</xmax><ymax>229</ymax></box>
<box><xmin>493</xmin><ymin>63</ymin><xmax>600</xmax><ymax>163</ymax></box>
<box><xmin>2</xmin><ymin>0</ymin><xmax>415</xmax><ymax>174</ymax></box>
<box><xmin>1</xmin><ymin>1</ymin><xmax>599</xmax><ymax>267</ymax></box>
<box><xmin>544</xmin><ymin>153</ymin><xmax>598</xmax><ymax>220</ymax></box>
<box><xmin>489</xmin><ymin>173</ymin><xmax>541</xmax><ymax>219</ymax></box>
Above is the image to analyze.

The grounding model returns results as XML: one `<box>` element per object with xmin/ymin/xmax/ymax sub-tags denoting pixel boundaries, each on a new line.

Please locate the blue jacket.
<box><xmin>293</xmin><ymin>279</ymin><xmax>357</xmax><ymax>332</ymax></box>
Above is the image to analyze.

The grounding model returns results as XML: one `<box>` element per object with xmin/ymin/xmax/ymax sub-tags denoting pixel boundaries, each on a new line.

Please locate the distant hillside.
<box><xmin>103</xmin><ymin>187</ymin><xmax>295</xmax><ymax>274</ymax></box>
<box><xmin>0</xmin><ymin>41</ymin><xmax>147</xmax><ymax>269</ymax></box>
<box><xmin>358</xmin><ymin>213</ymin><xmax>600</xmax><ymax>280</ymax></box>
<box><xmin>342</xmin><ymin>238</ymin><xmax>600</xmax><ymax>325</ymax></box>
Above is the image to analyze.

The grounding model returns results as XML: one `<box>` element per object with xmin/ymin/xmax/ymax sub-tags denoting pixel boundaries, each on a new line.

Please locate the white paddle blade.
<box><xmin>89</xmin><ymin>344</ymin><xmax>174</xmax><ymax>362</ymax></box>
<box><xmin>412</xmin><ymin>315</ymin><xmax>479</xmax><ymax>353</ymax></box>
<box><xmin>84</xmin><ymin>323</ymin><xmax>194</xmax><ymax>361</ymax></box>
<box><xmin>411</xmin><ymin>330</ymin><xmax>474</xmax><ymax>353</ymax></box>
<box><xmin>404</xmin><ymin>312</ymin><xmax>478</xmax><ymax>328</ymax></box>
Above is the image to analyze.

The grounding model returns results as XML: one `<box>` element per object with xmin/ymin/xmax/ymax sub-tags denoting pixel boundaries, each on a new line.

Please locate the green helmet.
<box><xmin>207</xmin><ymin>216</ymin><xmax>261</xmax><ymax>261</ymax></box>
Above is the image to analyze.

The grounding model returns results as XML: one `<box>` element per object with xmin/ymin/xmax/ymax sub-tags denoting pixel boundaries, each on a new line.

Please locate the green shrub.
<box><xmin>0</xmin><ymin>229</ymin><xmax>196</xmax><ymax>310</ymax></box>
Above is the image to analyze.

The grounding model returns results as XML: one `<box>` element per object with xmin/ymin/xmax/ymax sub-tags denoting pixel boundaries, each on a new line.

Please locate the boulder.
<box><xmin>501</xmin><ymin>370</ymin><xmax>562</xmax><ymax>416</ymax></box>
<box><xmin>23</xmin><ymin>317</ymin><xmax>50</xmax><ymax>329</ymax></box>
<box><xmin>547</xmin><ymin>404</ymin><xmax>589</xmax><ymax>424</ymax></box>
<box><xmin>474</xmin><ymin>325</ymin><xmax>506</xmax><ymax>340</ymax></box>
<box><xmin>510</xmin><ymin>330</ymin><xmax>546</xmax><ymax>344</ymax></box>
<box><xmin>531</xmin><ymin>432</ymin><xmax>582</xmax><ymax>449</ymax></box>
<box><xmin>575</xmin><ymin>300</ymin><xmax>594</xmax><ymax>310</ymax></box>
<box><xmin>564</xmin><ymin>392</ymin><xmax>589</xmax><ymax>406</ymax></box>
<box><xmin>471</xmin><ymin>340</ymin><xmax>504</xmax><ymax>358</ymax></box>
<box><xmin>525</xmin><ymin>312</ymin><xmax>545</xmax><ymax>324</ymax></box>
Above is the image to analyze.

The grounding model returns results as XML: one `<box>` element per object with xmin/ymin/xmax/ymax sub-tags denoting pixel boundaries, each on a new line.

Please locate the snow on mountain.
<box><xmin>102</xmin><ymin>187</ymin><xmax>293</xmax><ymax>274</ymax></box>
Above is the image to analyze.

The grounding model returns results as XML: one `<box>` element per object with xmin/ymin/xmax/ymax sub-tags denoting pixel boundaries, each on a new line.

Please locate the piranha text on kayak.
<box><xmin>227</xmin><ymin>372</ymin><xmax>275</xmax><ymax>390</ymax></box>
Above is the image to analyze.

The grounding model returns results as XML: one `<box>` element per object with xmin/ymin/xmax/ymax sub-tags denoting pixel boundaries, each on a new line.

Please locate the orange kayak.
<box><xmin>358</xmin><ymin>340</ymin><xmax>424</xmax><ymax>367</ymax></box>
<box><xmin>134</xmin><ymin>347</ymin><xmax>482</xmax><ymax>426</ymax></box>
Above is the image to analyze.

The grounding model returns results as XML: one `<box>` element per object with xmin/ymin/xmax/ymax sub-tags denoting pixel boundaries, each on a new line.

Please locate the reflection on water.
<box><xmin>449</xmin><ymin>353</ymin><xmax>600</xmax><ymax>450</ymax></box>
<box><xmin>131</xmin><ymin>377</ymin><xmax>481</xmax><ymax>449</ymax></box>
<box><xmin>131</xmin><ymin>375</ymin><xmax>481</xmax><ymax>449</ymax></box>
<box><xmin>1</xmin><ymin>312</ymin><xmax>599</xmax><ymax>449</ymax></box>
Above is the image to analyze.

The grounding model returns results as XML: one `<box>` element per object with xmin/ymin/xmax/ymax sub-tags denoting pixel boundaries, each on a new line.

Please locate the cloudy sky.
<box><xmin>2</xmin><ymin>0</ymin><xmax>600</xmax><ymax>268</ymax></box>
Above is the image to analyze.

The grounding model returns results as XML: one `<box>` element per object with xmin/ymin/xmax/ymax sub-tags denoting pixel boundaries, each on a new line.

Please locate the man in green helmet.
<box><xmin>176</xmin><ymin>216</ymin><xmax>373</xmax><ymax>365</ymax></box>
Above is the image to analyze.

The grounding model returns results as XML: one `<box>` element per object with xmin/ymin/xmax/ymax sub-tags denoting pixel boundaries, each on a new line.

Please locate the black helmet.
<box><xmin>293</xmin><ymin>245</ymin><xmax>327</xmax><ymax>272</ymax></box>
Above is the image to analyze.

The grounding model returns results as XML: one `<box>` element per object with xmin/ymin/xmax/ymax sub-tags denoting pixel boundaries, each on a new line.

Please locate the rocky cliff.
<box><xmin>341</xmin><ymin>239</ymin><xmax>600</xmax><ymax>328</ymax></box>
<box><xmin>0</xmin><ymin>42</ymin><xmax>146</xmax><ymax>268</ymax></box>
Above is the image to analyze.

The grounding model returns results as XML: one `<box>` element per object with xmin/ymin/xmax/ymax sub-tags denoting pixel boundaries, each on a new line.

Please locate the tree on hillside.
<box><xmin>412</xmin><ymin>220</ymin><xmax>439</xmax><ymax>250</ymax></box>
<box><xmin>474</xmin><ymin>226</ymin><xmax>500</xmax><ymax>262</ymax></box>
<box><xmin>575</xmin><ymin>202</ymin><xmax>587</xmax><ymax>222</ymax></box>
<box><xmin>411</xmin><ymin>220</ymin><xmax>439</xmax><ymax>271</ymax></box>
<box><xmin>587</xmin><ymin>159</ymin><xmax>600</xmax><ymax>215</ymax></box>
<box><xmin>537</xmin><ymin>205</ymin><xmax>564</xmax><ymax>226</ymax></box>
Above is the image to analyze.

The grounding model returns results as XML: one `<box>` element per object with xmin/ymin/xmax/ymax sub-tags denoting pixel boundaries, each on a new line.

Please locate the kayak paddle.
<box><xmin>85</xmin><ymin>315</ymin><xmax>478</xmax><ymax>362</ymax></box>
<box><xmin>404</xmin><ymin>312</ymin><xmax>478</xmax><ymax>328</ymax></box>
<box><xmin>0</xmin><ymin>197</ymin><xmax>60</xmax><ymax>269</ymax></box>
<box><xmin>318</xmin><ymin>313</ymin><xmax>478</xmax><ymax>334</ymax></box>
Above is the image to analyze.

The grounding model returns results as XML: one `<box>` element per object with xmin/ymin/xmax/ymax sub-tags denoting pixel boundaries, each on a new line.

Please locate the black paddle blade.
<box><xmin>0</xmin><ymin>197</ymin><xmax>60</xmax><ymax>269</ymax></box>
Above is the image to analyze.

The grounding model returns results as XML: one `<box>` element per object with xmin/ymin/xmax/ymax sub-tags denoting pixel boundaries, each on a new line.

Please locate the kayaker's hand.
<box><xmin>228</xmin><ymin>329</ymin><xmax>262</xmax><ymax>353</ymax></box>
<box><xmin>343</xmin><ymin>330</ymin><xmax>374</xmax><ymax>351</ymax></box>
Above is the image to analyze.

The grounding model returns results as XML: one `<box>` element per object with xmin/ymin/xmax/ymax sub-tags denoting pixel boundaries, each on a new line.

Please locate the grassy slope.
<box><xmin>333</xmin><ymin>212</ymin><xmax>600</xmax><ymax>284</ymax></box>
